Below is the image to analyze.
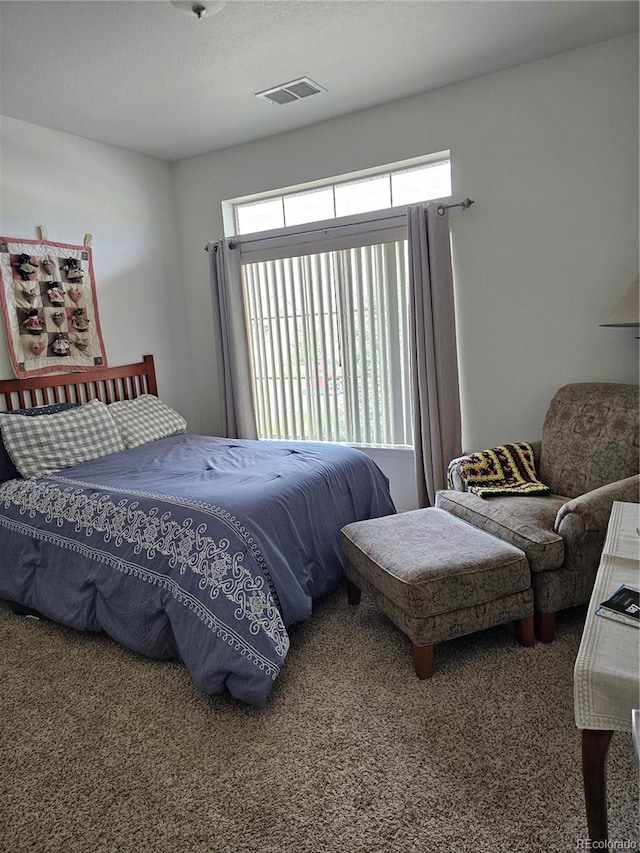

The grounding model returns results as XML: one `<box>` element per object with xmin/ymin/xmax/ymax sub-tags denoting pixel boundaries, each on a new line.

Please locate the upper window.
<box><xmin>224</xmin><ymin>152</ymin><xmax>451</xmax><ymax>237</ymax></box>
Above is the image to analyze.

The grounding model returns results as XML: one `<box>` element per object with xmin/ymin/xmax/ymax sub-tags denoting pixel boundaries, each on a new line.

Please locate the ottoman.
<box><xmin>340</xmin><ymin>507</ymin><xmax>535</xmax><ymax>679</ymax></box>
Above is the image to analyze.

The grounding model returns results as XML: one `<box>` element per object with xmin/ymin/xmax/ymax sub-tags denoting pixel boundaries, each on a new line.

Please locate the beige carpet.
<box><xmin>1</xmin><ymin>588</ymin><xmax>638</xmax><ymax>853</ymax></box>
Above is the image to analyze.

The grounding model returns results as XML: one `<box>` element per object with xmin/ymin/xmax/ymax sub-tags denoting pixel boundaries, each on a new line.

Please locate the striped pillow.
<box><xmin>0</xmin><ymin>399</ymin><xmax>125</xmax><ymax>478</ymax></box>
<box><xmin>107</xmin><ymin>394</ymin><xmax>187</xmax><ymax>449</ymax></box>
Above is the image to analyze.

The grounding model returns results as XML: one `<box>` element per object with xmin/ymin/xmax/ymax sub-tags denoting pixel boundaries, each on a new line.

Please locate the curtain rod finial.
<box><xmin>437</xmin><ymin>197</ymin><xmax>475</xmax><ymax>215</ymax></box>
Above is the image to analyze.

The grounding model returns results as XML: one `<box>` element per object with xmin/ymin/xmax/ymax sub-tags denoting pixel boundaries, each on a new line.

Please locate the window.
<box><xmin>225</xmin><ymin>152</ymin><xmax>451</xmax><ymax>237</ymax></box>
<box><xmin>229</xmin><ymin>153</ymin><xmax>451</xmax><ymax>448</ymax></box>
<box><xmin>237</xmin><ymin>214</ymin><xmax>413</xmax><ymax>448</ymax></box>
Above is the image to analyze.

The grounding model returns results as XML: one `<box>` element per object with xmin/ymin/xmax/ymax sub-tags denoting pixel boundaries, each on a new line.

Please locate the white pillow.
<box><xmin>0</xmin><ymin>399</ymin><xmax>126</xmax><ymax>478</ymax></box>
<box><xmin>107</xmin><ymin>394</ymin><xmax>187</xmax><ymax>449</ymax></box>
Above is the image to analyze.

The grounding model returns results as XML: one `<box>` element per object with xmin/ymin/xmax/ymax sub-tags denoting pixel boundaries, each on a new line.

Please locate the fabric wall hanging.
<box><xmin>0</xmin><ymin>236</ymin><xmax>108</xmax><ymax>378</ymax></box>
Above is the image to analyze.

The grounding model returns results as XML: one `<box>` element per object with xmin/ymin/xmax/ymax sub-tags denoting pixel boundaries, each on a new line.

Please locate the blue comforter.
<box><xmin>0</xmin><ymin>435</ymin><xmax>395</xmax><ymax>706</ymax></box>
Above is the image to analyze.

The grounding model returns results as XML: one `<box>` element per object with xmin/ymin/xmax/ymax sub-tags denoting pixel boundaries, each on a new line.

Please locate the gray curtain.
<box><xmin>207</xmin><ymin>240</ymin><xmax>258</xmax><ymax>439</ymax></box>
<box><xmin>407</xmin><ymin>202</ymin><xmax>462</xmax><ymax>507</ymax></box>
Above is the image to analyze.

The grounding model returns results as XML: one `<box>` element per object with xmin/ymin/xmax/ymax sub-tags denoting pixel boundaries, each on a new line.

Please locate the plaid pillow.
<box><xmin>107</xmin><ymin>394</ymin><xmax>187</xmax><ymax>449</ymax></box>
<box><xmin>0</xmin><ymin>403</ymin><xmax>78</xmax><ymax>483</ymax></box>
<box><xmin>0</xmin><ymin>399</ymin><xmax>125</xmax><ymax>478</ymax></box>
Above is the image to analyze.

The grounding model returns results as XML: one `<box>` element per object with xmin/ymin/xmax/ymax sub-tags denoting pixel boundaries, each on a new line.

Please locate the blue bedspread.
<box><xmin>0</xmin><ymin>435</ymin><xmax>395</xmax><ymax>706</ymax></box>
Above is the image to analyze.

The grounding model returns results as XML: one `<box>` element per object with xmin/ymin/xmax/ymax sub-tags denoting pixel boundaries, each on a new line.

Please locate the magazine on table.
<box><xmin>595</xmin><ymin>584</ymin><xmax>640</xmax><ymax>628</ymax></box>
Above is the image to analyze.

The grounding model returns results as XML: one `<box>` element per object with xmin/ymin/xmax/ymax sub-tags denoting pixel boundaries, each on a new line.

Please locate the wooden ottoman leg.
<box><xmin>346</xmin><ymin>579</ymin><xmax>361</xmax><ymax>606</ymax></box>
<box><xmin>412</xmin><ymin>643</ymin><xmax>434</xmax><ymax>680</ymax></box>
<box><xmin>535</xmin><ymin>611</ymin><xmax>555</xmax><ymax>644</ymax></box>
<box><xmin>516</xmin><ymin>614</ymin><xmax>535</xmax><ymax>647</ymax></box>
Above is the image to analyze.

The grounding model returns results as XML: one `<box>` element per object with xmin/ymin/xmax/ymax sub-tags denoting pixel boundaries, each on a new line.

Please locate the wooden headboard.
<box><xmin>0</xmin><ymin>355</ymin><xmax>158</xmax><ymax>411</ymax></box>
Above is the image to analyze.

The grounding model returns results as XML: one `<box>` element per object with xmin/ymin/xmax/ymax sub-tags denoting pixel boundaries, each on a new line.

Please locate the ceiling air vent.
<box><xmin>256</xmin><ymin>77</ymin><xmax>326</xmax><ymax>106</ymax></box>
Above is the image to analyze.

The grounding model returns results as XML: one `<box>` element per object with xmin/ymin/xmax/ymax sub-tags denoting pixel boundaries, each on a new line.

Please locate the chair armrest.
<box><xmin>554</xmin><ymin>475</ymin><xmax>640</xmax><ymax>540</ymax></box>
<box><xmin>446</xmin><ymin>455</ymin><xmax>470</xmax><ymax>491</ymax></box>
<box><xmin>446</xmin><ymin>440</ymin><xmax>541</xmax><ymax>491</ymax></box>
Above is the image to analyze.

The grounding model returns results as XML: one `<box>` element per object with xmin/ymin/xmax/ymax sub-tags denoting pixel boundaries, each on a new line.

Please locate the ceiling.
<box><xmin>0</xmin><ymin>1</ymin><xmax>638</xmax><ymax>162</ymax></box>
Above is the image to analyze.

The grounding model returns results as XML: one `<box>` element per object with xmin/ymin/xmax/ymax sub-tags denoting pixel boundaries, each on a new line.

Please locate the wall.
<box><xmin>172</xmin><ymin>34</ymin><xmax>639</xmax><ymax>509</ymax></box>
<box><xmin>0</xmin><ymin>116</ymin><xmax>197</xmax><ymax>427</ymax></box>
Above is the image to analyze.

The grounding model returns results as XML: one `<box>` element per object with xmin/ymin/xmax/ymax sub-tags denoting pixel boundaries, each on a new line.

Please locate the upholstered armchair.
<box><xmin>435</xmin><ymin>383</ymin><xmax>639</xmax><ymax>642</ymax></box>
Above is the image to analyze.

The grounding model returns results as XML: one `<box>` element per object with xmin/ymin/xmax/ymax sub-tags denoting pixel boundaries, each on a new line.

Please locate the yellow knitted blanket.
<box><xmin>456</xmin><ymin>442</ymin><xmax>550</xmax><ymax>498</ymax></box>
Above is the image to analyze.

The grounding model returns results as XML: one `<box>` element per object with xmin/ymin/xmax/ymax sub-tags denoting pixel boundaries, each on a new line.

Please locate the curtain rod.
<box><xmin>436</xmin><ymin>197</ymin><xmax>475</xmax><ymax>216</ymax></box>
<box><xmin>204</xmin><ymin>197</ymin><xmax>476</xmax><ymax>250</ymax></box>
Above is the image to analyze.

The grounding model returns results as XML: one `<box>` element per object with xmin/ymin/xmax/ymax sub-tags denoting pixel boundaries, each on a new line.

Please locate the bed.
<box><xmin>0</xmin><ymin>356</ymin><xmax>395</xmax><ymax>706</ymax></box>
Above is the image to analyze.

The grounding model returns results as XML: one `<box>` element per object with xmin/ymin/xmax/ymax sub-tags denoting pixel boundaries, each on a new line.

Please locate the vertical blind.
<box><xmin>241</xmin><ymin>238</ymin><xmax>413</xmax><ymax>447</ymax></box>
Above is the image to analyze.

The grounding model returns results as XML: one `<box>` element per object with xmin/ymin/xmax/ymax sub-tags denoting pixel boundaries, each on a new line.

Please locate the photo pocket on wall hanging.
<box><xmin>0</xmin><ymin>236</ymin><xmax>107</xmax><ymax>378</ymax></box>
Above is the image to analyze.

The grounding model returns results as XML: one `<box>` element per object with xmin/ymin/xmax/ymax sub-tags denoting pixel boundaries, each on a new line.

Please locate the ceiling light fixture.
<box><xmin>170</xmin><ymin>1</ymin><xmax>226</xmax><ymax>19</ymax></box>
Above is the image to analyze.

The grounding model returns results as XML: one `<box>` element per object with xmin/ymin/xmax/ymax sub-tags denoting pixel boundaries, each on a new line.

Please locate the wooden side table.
<box><xmin>574</xmin><ymin>501</ymin><xmax>640</xmax><ymax>842</ymax></box>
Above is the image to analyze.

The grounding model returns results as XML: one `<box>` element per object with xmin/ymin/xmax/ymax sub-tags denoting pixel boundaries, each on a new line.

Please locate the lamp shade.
<box><xmin>600</xmin><ymin>276</ymin><xmax>640</xmax><ymax>327</ymax></box>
